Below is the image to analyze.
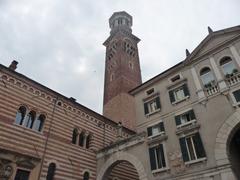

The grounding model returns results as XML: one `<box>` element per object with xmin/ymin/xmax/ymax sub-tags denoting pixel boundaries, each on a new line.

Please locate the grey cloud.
<box><xmin>0</xmin><ymin>0</ymin><xmax>239</xmax><ymax>113</ymax></box>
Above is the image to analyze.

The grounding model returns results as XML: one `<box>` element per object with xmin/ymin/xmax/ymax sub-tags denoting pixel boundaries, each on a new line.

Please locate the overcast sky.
<box><xmin>0</xmin><ymin>0</ymin><xmax>239</xmax><ymax>113</ymax></box>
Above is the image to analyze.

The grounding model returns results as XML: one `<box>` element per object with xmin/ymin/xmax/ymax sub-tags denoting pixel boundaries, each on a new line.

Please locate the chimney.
<box><xmin>69</xmin><ymin>97</ymin><xmax>76</xmax><ymax>102</ymax></box>
<box><xmin>9</xmin><ymin>60</ymin><xmax>18</xmax><ymax>71</ymax></box>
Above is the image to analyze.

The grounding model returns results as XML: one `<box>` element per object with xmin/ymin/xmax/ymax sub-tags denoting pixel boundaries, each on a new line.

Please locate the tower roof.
<box><xmin>109</xmin><ymin>11</ymin><xmax>133</xmax><ymax>34</ymax></box>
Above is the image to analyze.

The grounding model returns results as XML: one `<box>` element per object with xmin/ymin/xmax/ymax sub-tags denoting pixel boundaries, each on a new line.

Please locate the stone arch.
<box><xmin>97</xmin><ymin>151</ymin><xmax>147</xmax><ymax>180</ymax></box>
<box><xmin>214</xmin><ymin>108</ymin><xmax>240</xmax><ymax>166</ymax></box>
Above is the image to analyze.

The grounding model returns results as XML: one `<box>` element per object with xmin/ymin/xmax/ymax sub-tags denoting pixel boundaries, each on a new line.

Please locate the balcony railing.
<box><xmin>204</xmin><ymin>81</ymin><xmax>219</xmax><ymax>96</ymax></box>
<box><xmin>225</xmin><ymin>72</ymin><xmax>240</xmax><ymax>87</ymax></box>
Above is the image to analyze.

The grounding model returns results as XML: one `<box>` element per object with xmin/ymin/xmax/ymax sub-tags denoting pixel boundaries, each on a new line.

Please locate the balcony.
<box><xmin>225</xmin><ymin>72</ymin><xmax>240</xmax><ymax>87</ymax></box>
<box><xmin>203</xmin><ymin>81</ymin><xmax>219</xmax><ymax>96</ymax></box>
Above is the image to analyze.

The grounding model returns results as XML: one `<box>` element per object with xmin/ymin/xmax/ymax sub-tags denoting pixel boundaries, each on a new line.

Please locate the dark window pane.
<box><xmin>33</xmin><ymin>115</ymin><xmax>45</xmax><ymax>132</ymax></box>
<box><xmin>79</xmin><ymin>132</ymin><xmax>85</xmax><ymax>147</ymax></box>
<box><xmin>144</xmin><ymin>102</ymin><xmax>149</xmax><ymax>115</ymax></box>
<box><xmin>183</xmin><ymin>84</ymin><xmax>190</xmax><ymax>96</ymax></box>
<box><xmin>72</xmin><ymin>129</ymin><xmax>78</xmax><ymax>144</ymax></box>
<box><xmin>147</xmin><ymin>127</ymin><xmax>152</xmax><ymax>137</ymax></box>
<box><xmin>86</xmin><ymin>135</ymin><xmax>91</xmax><ymax>149</ymax></box>
<box><xmin>159</xmin><ymin>144</ymin><xmax>166</xmax><ymax>168</ymax></box>
<box><xmin>155</xmin><ymin>96</ymin><xmax>161</xmax><ymax>109</ymax></box>
<box><xmin>46</xmin><ymin>163</ymin><xmax>56</xmax><ymax>180</ymax></box>
<box><xmin>179</xmin><ymin>137</ymin><xmax>189</xmax><ymax>162</ymax></box>
<box><xmin>83</xmin><ymin>172</ymin><xmax>90</xmax><ymax>180</ymax></box>
<box><xmin>14</xmin><ymin>169</ymin><xmax>30</xmax><ymax>180</ymax></box>
<box><xmin>159</xmin><ymin>122</ymin><xmax>165</xmax><ymax>132</ymax></box>
<box><xmin>175</xmin><ymin>115</ymin><xmax>181</xmax><ymax>126</ymax></box>
<box><xmin>169</xmin><ymin>90</ymin><xmax>175</xmax><ymax>103</ymax></box>
<box><xmin>149</xmin><ymin>147</ymin><xmax>157</xmax><ymax>170</ymax></box>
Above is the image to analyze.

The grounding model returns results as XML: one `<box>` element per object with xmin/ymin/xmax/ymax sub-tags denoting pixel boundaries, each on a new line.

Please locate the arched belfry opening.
<box><xmin>228</xmin><ymin>124</ymin><xmax>240</xmax><ymax>179</ymax></box>
<box><xmin>102</xmin><ymin>160</ymin><xmax>139</xmax><ymax>180</ymax></box>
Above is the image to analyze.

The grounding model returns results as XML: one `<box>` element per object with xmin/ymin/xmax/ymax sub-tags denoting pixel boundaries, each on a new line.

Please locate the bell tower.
<box><xmin>103</xmin><ymin>11</ymin><xmax>142</xmax><ymax>130</ymax></box>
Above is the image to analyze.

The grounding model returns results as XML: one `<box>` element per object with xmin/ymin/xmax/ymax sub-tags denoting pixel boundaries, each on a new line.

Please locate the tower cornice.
<box><xmin>103</xmin><ymin>29</ymin><xmax>140</xmax><ymax>46</ymax></box>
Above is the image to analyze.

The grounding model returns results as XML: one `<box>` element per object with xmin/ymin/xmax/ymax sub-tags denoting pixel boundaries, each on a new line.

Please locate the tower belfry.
<box><xmin>103</xmin><ymin>11</ymin><xmax>142</xmax><ymax>130</ymax></box>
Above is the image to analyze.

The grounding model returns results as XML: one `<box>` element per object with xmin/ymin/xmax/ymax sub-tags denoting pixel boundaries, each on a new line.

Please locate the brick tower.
<box><xmin>103</xmin><ymin>11</ymin><xmax>142</xmax><ymax>130</ymax></box>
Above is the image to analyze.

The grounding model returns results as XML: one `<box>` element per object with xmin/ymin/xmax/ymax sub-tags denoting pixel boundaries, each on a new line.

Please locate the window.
<box><xmin>72</xmin><ymin>128</ymin><xmax>78</xmax><ymax>144</ymax></box>
<box><xmin>14</xmin><ymin>169</ymin><xmax>30</xmax><ymax>180</ymax></box>
<box><xmin>146</xmin><ymin>88</ymin><xmax>154</xmax><ymax>95</ymax></box>
<box><xmin>46</xmin><ymin>163</ymin><xmax>56</xmax><ymax>180</ymax></box>
<box><xmin>170</xmin><ymin>75</ymin><xmax>181</xmax><ymax>83</ymax></box>
<box><xmin>147</xmin><ymin>122</ymin><xmax>165</xmax><ymax>138</ymax></box>
<box><xmin>220</xmin><ymin>57</ymin><xmax>237</xmax><ymax>76</ymax></box>
<box><xmin>144</xmin><ymin>96</ymin><xmax>161</xmax><ymax>115</ymax></box>
<box><xmin>15</xmin><ymin>106</ymin><xmax>27</xmax><ymax>125</ymax></box>
<box><xmin>79</xmin><ymin>132</ymin><xmax>85</xmax><ymax>147</ymax></box>
<box><xmin>33</xmin><ymin>114</ymin><xmax>45</xmax><ymax>132</ymax></box>
<box><xmin>200</xmin><ymin>67</ymin><xmax>215</xmax><ymax>86</ymax></box>
<box><xmin>149</xmin><ymin>144</ymin><xmax>166</xmax><ymax>171</ymax></box>
<box><xmin>85</xmin><ymin>135</ymin><xmax>91</xmax><ymax>149</ymax></box>
<box><xmin>24</xmin><ymin>111</ymin><xmax>36</xmax><ymax>128</ymax></box>
<box><xmin>83</xmin><ymin>171</ymin><xmax>90</xmax><ymax>180</ymax></box>
<box><xmin>169</xmin><ymin>84</ymin><xmax>189</xmax><ymax>104</ymax></box>
<box><xmin>233</xmin><ymin>89</ymin><xmax>240</xmax><ymax>103</ymax></box>
<box><xmin>175</xmin><ymin>109</ymin><xmax>196</xmax><ymax>127</ymax></box>
<box><xmin>179</xmin><ymin>133</ymin><xmax>206</xmax><ymax>163</ymax></box>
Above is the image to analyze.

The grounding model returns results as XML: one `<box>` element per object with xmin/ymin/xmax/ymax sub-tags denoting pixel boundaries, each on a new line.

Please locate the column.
<box><xmin>209</xmin><ymin>56</ymin><xmax>228</xmax><ymax>91</ymax></box>
<box><xmin>191</xmin><ymin>67</ymin><xmax>206</xmax><ymax>99</ymax></box>
<box><xmin>230</xmin><ymin>45</ymin><xmax>240</xmax><ymax>67</ymax></box>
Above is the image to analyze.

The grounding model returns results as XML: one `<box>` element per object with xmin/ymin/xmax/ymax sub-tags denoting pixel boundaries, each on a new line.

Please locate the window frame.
<box><xmin>179</xmin><ymin>132</ymin><xmax>206</xmax><ymax>164</ymax></box>
<box><xmin>143</xmin><ymin>95</ymin><xmax>161</xmax><ymax>116</ymax></box>
<box><xmin>175</xmin><ymin>109</ymin><xmax>196</xmax><ymax>128</ymax></box>
<box><xmin>169</xmin><ymin>84</ymin><xmax>190</xmax><ymax>105</ymax></box>
<box><xmin>230</xmin><ymin>88</ymin><xmax>240</xmax><ymax>106</ymax></box>
<box><xmin>148</xmin><ymin>143</ymin><xmax>169</xmax><ymax>173</ymax></box>
<box><xmin>147</xmin><ymin>121</ymin><xmax>165</xmax><ymax>139</ymax></box>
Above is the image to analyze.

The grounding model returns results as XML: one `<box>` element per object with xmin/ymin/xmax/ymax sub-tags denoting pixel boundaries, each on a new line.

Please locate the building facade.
<box><xmin>1</xmin><ymin>11</ymin><xmax>240</xmax><ymax>180</ymax></box>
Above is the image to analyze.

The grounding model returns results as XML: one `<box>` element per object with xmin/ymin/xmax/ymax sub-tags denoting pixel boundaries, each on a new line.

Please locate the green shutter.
<box><xmin>179</xmin><ymin>137</ymin><xmax>189</xmax><ymax>162</ymax></box>
<box><xmin>183</xmin><ymin>84</ymin><xmax>190</xmax><ymax>96</ymax></box>
<box><xmin>159</xmin><ymin>122</ymin><xmax>165</xmax><ymax>132</ymax></box>
<box><xmin>175</xmin><ymin>115</ymin><xmax>181</xmax><ymax>126</ymax></box>
<box><xmin>189</xmin><ymin>109</ymin><xmax>196</xmax><ymax>120</ymax></box>
<box><xmin>233</xmin><ymin>90</ymin><xmax>240</xmax><ymax>102</ymax></box>
<box><xmin>169</xmin><ymin>90</ymin><xmax>175</xmax><ymax>103</ymax></box>
<box><xmin>159</xmin><ymin>144</ymin><xmax>166</xmax><ymax>168</ymax></box>
<box><xmin>192</xmin><ymin>132</ymin><xmax>206</xmax><ymax>158</ymax></box>
<box><xmin>155</xmin><ymin>96</ymin><xmax>161</xmax><ymax>109</ymax></box>
<box><xmin>149</xmin><ymin>147</ymin><xmax>157</xmax><ymax>170</ymax></box>
<box><xmin>147</xmin><ymin>127</ymin><xmax>152</xmax><ymax>137</ymax></box>
<box><xmin>144</xmin><ymin>102</ymin><xmax>149</xmax><ymax>115</ymax></box>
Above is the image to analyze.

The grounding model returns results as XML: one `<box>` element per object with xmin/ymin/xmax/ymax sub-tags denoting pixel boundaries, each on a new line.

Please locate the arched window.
<box><xmin>83</xmin><ymin>171</ymin><xmax>90</xmax><ymax>180</ymax></box>
<box><xmin>15</xmin><ymin>106</ymin><xmax>27</xmax><ymax>125</ymax></box>
<box><xmin>24</xmin><ymin>111</ymin><xmax>36</xmax><ymax>128</ymax></box>
<box><xmin>33</xmin><ymin>114</ymin><xmax>45</xmax><ymax>132</ymax></box>
<box><xmin>85</xmin><ymin>135</ymin><xmax>91</xmax><ymax>149</ymax></box>
<box><xmin>46</xmin><ymin>163</ymin><xmax>56</xmax><ymax>180</ymax></box>
<box><xmin>220</xmin><ymin>56</ymin><xmax>237</xmax><ymax>75</ymax></box>
<box><xmin>200</xmin><ymin>67</ymin><xmax>215</xmax><ymax>85</ymax></box>
<box><xmin>79</xmin><ymin>132</ymin><xmax>85</xmax><ymax>147</ymax></box>
<box><xmin>72</xmin><ymin>128</ymin><xmax>78</xmax><ymax>144</ymax></box>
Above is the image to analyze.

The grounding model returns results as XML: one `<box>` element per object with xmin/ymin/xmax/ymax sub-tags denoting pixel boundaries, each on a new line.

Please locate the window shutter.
<box><xmin>189</xmin><ymin>109</ymin><xmax>196</xmax><ymax>120</ymax></box>
<box><xmin>159</xmin><ymin>122</ymin><xmax>165</xmax><ymax>132</ymax></box>
<box><xmin>144</xmin><ymin>102</ymin><xmax>149</xmax><ymax>115</ymax></box>
<box><xmin>169</xmin><ymin>90</ymin><xmax>175</xmax><ymax>103</ymax></box>
<box><xmin>179</xmin><ymin>137</ymin><xmax>189</xmax><ymax>162</ymax></box>
<box><xmin>192</xmin><ymin>132</ymin><xmax>206</xmax><ymax>158</ymax></box>
<box><xmin>233</xmin><ymin>90</ymin><xmax>240</xmax><ymax>102</ymax></box>
<box><xmin>159</xmin><ymin>144</ymin><xmax>166</xmax><ymax>168</ymax></box>
<box><xmin>175</xmin><ymin>115</ymin><xmax>181</xmax><ymax>126</ymax></box>
<box><xmin>147</xmin><ymin>127</ymin><xmax>152</xmax><ymax>137</ymax></box>
<box><xmin>155</xmin><ymin>96</ymin><xmax>161</xmax><ymax>109</ymax></box>
<box><xmin>149</xmin><ymin>147</ymin><xmax>157</xmax><ymax>170</ymax></box>
<box><xmin>183</xmin><ymin>84</ymin><xmax>190</xmax><ymax>96</ymax></box>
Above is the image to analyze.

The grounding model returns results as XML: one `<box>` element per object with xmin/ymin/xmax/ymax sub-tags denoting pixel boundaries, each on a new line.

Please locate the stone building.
<box><xmin>1</xmin><ymin>11</ymin><xmax>240</xmax><ymax>180</ymax></box>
